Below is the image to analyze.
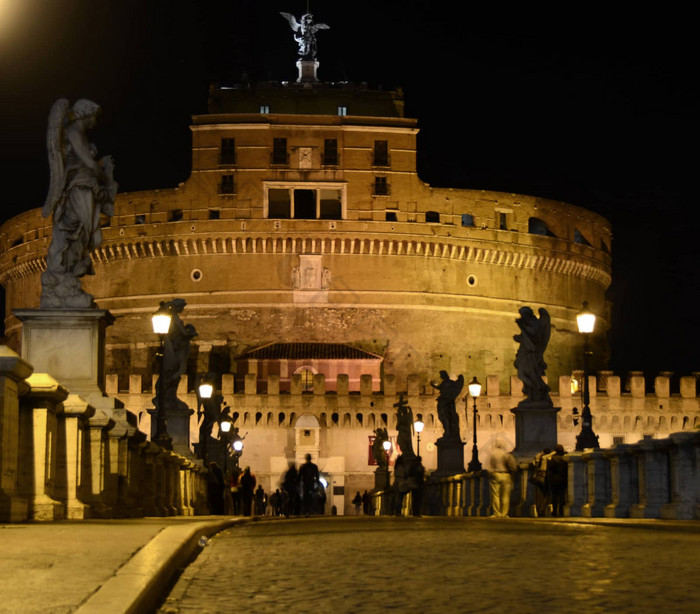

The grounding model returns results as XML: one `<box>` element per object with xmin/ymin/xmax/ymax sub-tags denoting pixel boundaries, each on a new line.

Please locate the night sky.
<box><xmin>0</xmin><ymin>1</ymin><xmax>697</xmax><ymax>378</ymax></box>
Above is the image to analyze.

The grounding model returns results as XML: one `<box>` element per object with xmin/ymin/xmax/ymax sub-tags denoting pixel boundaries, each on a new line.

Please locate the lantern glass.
<box><xmin>233</xmin><ymin>439</ymin><xmax>243</xmax><ymax>452</ymax></box>
<box><xmin>414</xmin><ymin>420</ymin><xmax>424</xmax><ymax>434</ymax></box>
<box><xmin>151</xmin><ymin>306</ymin><xmax>172</xmax><ymax>335</ymax></box>
<box><xmin>220</xmin><ymin>420</ymin><xmax>232</xmax><ymax>433</ymax></box>
<box><xmin>468</xmin><ymin>377</ymin><xmax>482</xmax><ymax>398</ymax></box>
<box><xmin>198</xmin><ymin>382</ymin><xmax>214</xmax><ymax>399</ymax></box>
<box><xmin>576</xmin><ymin>301</ymin><xmax>596</xmax><ymax>334</ymax></box>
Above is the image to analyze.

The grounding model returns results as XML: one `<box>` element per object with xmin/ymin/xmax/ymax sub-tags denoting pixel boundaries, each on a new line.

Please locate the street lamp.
<box><xmin>414</xmin><ymin>419</ymin><xmax>424</xmax><ymax>457</ymax></box>
<box><xmin>382</xmin><ymin>439</ymin><xmax>391</xmax><ymax>514</ymax></box>
<box><xmin>151</xmin><ymin>302</ymin><xmax>173</xmax><ymax>450</ymax></box>
<box><xmin>575</xmin><ymin>301</ymin><xmax>600</xmax><ymax>450</ymax></box>
<box><xmin>466</xmin><ymin>377</ymin><xmax>482</xmax><ymax>472</ymax></box>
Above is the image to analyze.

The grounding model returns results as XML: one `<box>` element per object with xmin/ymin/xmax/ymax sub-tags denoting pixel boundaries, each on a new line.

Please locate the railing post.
<box><xmin>661</xmin><ymin>431</ymin><xmax>700</xmax><ymax>519</ymax></box>
<box><xmin>563</xmin><ymin>452</ymin><xmax>586</xmax><ymax>517</ymax></box>
<box><xmin>581</xmin><ymin>450</ymin><xmax>609</xmax><ymax>517</ymax></box>
<box><xmin>603</xmin><ymin>444</ymin><xmax>637</xmax><ymax>517</ymax></box>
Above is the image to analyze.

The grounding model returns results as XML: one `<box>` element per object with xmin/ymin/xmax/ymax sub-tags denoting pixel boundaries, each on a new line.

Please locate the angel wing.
<box><xmin>314</xmin><ymin>23</ymin><xmax>330</xmax><ymax>31</ymax></box>
<box><xmin>42</xmin><ymin>99</ymin><xmax>70</xmax><ymax>218</ymax></box>
<box><xmin>537</xmin><ymin>308</ymin><xmax>551</xmax><ymax>351</ymax></box>
<box><xmin>280</xmin><ymin>12</ymin><xmax>300</xmax><ymax>32</ymax></box>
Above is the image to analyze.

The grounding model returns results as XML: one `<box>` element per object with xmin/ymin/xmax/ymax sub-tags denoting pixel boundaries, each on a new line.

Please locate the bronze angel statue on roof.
<box><xmin>41</xmin><ymin>99</ymin><xmax>118</xmax><ymax>309</ymax></box>
<box><xmin>280</xmin><ymin>12</ymin><xmax>329</xmax><ymax>60</ymax></box>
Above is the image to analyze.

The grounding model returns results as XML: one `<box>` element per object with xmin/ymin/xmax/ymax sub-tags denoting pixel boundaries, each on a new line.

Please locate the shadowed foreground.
<box><xmin>157</xmin><ymin>516</ymin><xmax>699</xmax><ymax>613</ymax></box>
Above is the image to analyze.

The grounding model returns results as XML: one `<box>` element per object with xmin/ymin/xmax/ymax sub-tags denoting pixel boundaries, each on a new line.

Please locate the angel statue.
<box><xmin>431</xmin><ymin>371</ymin><xmax>464</xmax><ymax>440</ymax></box>
<box><xmin>280</xmin><ymin>12</ymin><xmax>329</xmax><ymax>60</ymax></box>
<box><xmin>41</xmin><ymin>99</ymin><xmax>118</xmax><ymax>309</ymax></box>
<box><xmin>371</xmin><ymin>427</ymin><xmax>389</xmax><ymax>468</ymax></box>
<box><xmin>513</xmin><ymin>306</ymin><xmax>552</xmax><ymax>404</ymax></box>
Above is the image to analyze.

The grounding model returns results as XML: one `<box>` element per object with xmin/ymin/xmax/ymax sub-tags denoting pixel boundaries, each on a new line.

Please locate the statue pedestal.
<box><xmin>374</xmin><ymin>467</ymin><xmax>390</xmax><ymax>491</ymax></box>
<box><xmin>511</xmin><ymin>401</ymin><xmax>560</xmax><ymax>460</ymax></box>
<box><xmin>14</xmin><ymin>309</ymin><xmax>114</xmax><ymax>399</ymax></box>
<box><xmin>297</xmin><ymin>60</ymin><xmax>319</xmax><ymax>83</ymax></box>
<box><xmin>435</xmin><ymin>437</ymin><xmax>466</xmax><ymax>476</ymax></box>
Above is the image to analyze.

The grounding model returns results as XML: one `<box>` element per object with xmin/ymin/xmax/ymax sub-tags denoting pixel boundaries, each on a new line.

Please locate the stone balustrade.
<box><xmin>373</xmin><ymin>429</ymin><xmax>699</xmax><ymax>520</ymax></box>
<box><xmin>0</xmin><ymin>346</ymin><xmax>209</xmax><ymax>522</ymax></box>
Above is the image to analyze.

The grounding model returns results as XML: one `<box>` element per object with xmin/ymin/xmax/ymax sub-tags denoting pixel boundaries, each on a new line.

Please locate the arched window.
<box><xmin>294</xmin><ymin>366</ymin><xmax>316</xmax><ymax>391</ymax></box>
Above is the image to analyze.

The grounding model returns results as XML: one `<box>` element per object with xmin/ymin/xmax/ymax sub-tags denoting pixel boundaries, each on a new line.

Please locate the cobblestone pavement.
<box><xmin>157</xmin><ymin>516</ymin><xmax>699</xmax><ymax>614</ymax></box>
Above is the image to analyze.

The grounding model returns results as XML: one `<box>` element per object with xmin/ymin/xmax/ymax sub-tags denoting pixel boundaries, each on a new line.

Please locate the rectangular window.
<box><xmin>208</xmin><ymin>209</ymin><xmax>221</xmax><ymax>219</ymax></box>
<box><xmin>323</xmin><ymin>139</ymin><xmax>339</xmax><ymax>165</ymax></box>
<box><xmin>461</xmin><ymin>213</ymin><xmax>474</xmax><ymax>227</ymax></box>
<box><xmin>220</xmin><ymin>138</ymin><xmax>236</xmax><ymax>165</ymax></box>
<box><xmin>219</xmin><ymin>174</ymin><xmax>235</xmax><ymax>194</ymax></box>
<box><xmin>319</xmin><ymin>189</ymin><xmax>342</xmax><ymax>219</ymax></box>
<box><xmin>135</xmin><ymin>214</ymin><xmax>146</xmax><ymax>225</ymax></box>
<box><xmin>337</xmin><ymin>106</ymin><xmax>347</xmax><ymax>116</ymax></box>
<box><xmin>373</xmin><ymin>177</ymin><xmax>389</xmax><ymax>195</ymax></box>
<box><xmin>385</xmin><ymin>211</ymin><xmax>397</xmax><ymax>222</ymax></box>
<box><xmin>168</xmin><ymin>209</ymin><xmax>183</xmax><ymax>222</ymax></box>
<box><xmin>260</xmin><ymin>105</ymin><xmax>270</xmax><ymax>114</ymax></box>
<box><xmin>268</xmin><ymin>189</ymin><xmax>291</xmax><ymax>218</ymax></box>
<box><xmin>272</xmin><ymin>138</ymin><xmax>288</xmax><ymax>165</ymax></box>
<box><xmin>373</xmin><ymin>140</ymin><xmax>389</xmax><ymax>166</ymax></box>
<box><xmin>499</xmin><ymin>212</ymin><xmax>507</xmax><ymax>230</ymax></box>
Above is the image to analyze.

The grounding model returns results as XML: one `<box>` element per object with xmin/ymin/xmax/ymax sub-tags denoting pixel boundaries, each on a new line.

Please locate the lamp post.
<box><xmin>575</xmin><ymin>301</ymin><xmax>600</xmax><ymax>450</ymax></box>
<box><xmin>151</xmin><ymin>302</ymin><xmax>173</xmax><ymax>450</ymax></box>
<box><xmin>382</xmin><ymin>439</ymin><xmax>391</xmax><ymax>514</ymax></box>
<box><xmin>466</xmin><ymin>377</ymin><xmax>482</xmax><ymax>472</ymax></box>
<box><xmin>414</xmin><ymin>419</ymin><xmax>424</xmax><ymax>458</ymax></box>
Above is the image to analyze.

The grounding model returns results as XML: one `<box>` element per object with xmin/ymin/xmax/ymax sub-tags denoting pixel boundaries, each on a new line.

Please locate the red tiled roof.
<box><xmin>237</xmin><ymin>342</ymin><xmax>383</xmax><ymax>361</ymax></box>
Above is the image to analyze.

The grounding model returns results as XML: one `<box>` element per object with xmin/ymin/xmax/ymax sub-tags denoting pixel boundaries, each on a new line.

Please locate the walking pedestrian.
<box><xmin>254</xmin><ymin>485</ymin><xmax>266</xmax><ymax>516</ymax></box>
<box><xmin>488</xmin><ymin>440</ymin><xmax>517</xmax><ymax>517</ymax></box>
<box><xmin>299</xmin><ymin>454</ymin><xmax>320</xmax><ymax>515</ymax></box>
<box><xmin>352</xmin><ymin>491</ymin><xmax>362</xmax><ymax>515</ymax></box>
<box><xmin>240</xmin><ymin>466</ymin><xmax>256</xmax><ymax>516</ymax></box>
<box><xmin>547</xmin><ymin>444</ymin><xmax>568</xmax><ymax>517</ymax></box>
<box><xmin>529</xmin><ymin>447</ymin><xmax>552</xmax><ymax>517</ymax></box>
<box><xmin>361</xmin><ymin>490</ymin><xmax>370</xmax><ymax>515</ymax></box>
<box><xmin>282</xmin><ymin>462</ymin><xmax>299</xmax><ymax>517</ymax></box>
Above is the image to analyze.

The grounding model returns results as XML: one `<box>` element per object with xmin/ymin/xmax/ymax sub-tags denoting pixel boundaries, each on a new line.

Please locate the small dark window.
<box><xmin>272</xmin><ymin>138</ymin><xmax>288</xmax><ymax>165</ymax></box>
<box><xmin>425</xmin><ymin>211</ymin><xmax>440</xmax><ymax>223</ymax></box>
<box><xmin>208</xmin><ymin>209</ymin><xmax>221</xmax><ymax>219</ymax></box>
<box><xmin>293</xmin><ymin>190</ymin><xmax>316</xmax><ymax>219</ymax></box>
<box><xmin>219</xmin><ymin>174</ymin><xmax>235</xmax><ymax>194</ymax></box>
<box><xmin>612</xmin><ymin>436</ymin><xmax>625</xmax><ymax>445</ymax></box>
<box><xmin>574</xmin><ymin>228</ymin><xmax>592</xmax><ymax>246</ymax></box>
<box><xmin>268</xmin><ymin>189</ymin><xmax>291</xmax><ymax>218</ymax></box>
<box><xmin>135</xmin><ymin>214</ymin><xmax>146</xmax><ymax>224</ymax></box>
<box><xmin>373</xmin><ymin>177</ymin><xmax>389</xmax><ymax>195</ymax></box>
<box><xmin>168</xmin><ymin>209</ymin><xmax>183</xmax><ymax>222</ymax></box>
<box><xmin>461</xmin><ymin>213</ymin><xmax>474</xmax><ymax>227</ymax></box>
<box><xmin>499</xmin><ymin>212</ymin><xmax>507</xmax><ymax>230</ymax></box>
<box><xmin>220</xmin><ymin>138</ymin><xmax>236</xmax><ymax>165</ymax></box>
<box><xmin>11</xmin><ymin>237</ymin><xmax>23</xmax><ymax>247</ymax></box>
<box><xmin>323</xmin><ymin>139</ymin><xmax>339</xmax><ymax>165</ymax></box>
<box><xmin>373</xmin><ymin>140</ymin><xmax>389</xmax><ymax>166</ymax></box>
<box><xmin>385</xmin><ymin>211</ymin><xmax>397</xmax><ymax>221</ymax></box>
<box><xmin>528</xmin><ymin>217</ymin><xmax>556</xmax><ymax>237</ymax></box>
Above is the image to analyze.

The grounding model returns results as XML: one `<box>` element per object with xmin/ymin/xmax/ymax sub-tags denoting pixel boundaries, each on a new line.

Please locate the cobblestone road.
<box><xmin>157</xmin><ymin>517</ymin><xmax>699</xmax><ymax>614</ymax></box>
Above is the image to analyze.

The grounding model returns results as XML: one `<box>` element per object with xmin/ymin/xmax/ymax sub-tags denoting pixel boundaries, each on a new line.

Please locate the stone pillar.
<box><xmin>20</xmin><ymin>373</ymin><xmax>69</xmax><ymax>521</ymax></box>
<box><xmin>477</xmin><ymin>472</ymin><xmax>491</xmax><ymax>516</ymax></box>
<box><xmin>83</xmin><ymin>409</ymin><xmax>115</xmax><ymax>518</ymax></box>
<box><xmin>0</xmin><ymin>346</ymin><xmax>33</xmax><ymax>522</ymax></box>
<box><xmin>661</xmin><ymin>431</ymin><xmax>700</xmax><ymax>519</ymax></box>
<box><xmin>630</xmin><ymin>439</ymin><xmax>671</xmax><ymax>518</ymax></box>
<box><xmin>511</xmin><ymin>400</ymin><xmax>560</xmax><ymax>460</ymax></box>
<box><xmin>59</xmin><ymin>394</ymin><xmax>95</xmax><ymax>519</ymax></box>
<box><xmin>563</xmin><ymin>452</ymin><xmax>586</xmax><ymax>517</ymax></box>
<box><xmin>603</xmin><ymin>444</ymin><xmax>637</xmax><ymax>518</ymax></box>
<box><xmin>581</xmin><ymin>450</ymin><xmax>608</xmax><ymax>517</ymax></box>
<box><xmin>296</xmin><ymin>59</ymin><xmax>320</xmax><ymax>83</ymax></box>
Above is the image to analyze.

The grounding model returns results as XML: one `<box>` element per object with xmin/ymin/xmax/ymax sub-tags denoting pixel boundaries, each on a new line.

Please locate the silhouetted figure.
<box><xmin>299</xmin><ymin>453</ymin><xmax>321</xmax><ymax>515</ymax></box>
<box><xmin>547</xmin><ymin>444</ymin><xmax>568</xmax><ymax>517</ymax></box>
<box><xmin>240</xmin><ymin>466</ymin><xmax>256</xmax><ymax>516</ymax></box>
<box><xmin>530</xmin><ymin>447</ymin><xmax>552</xmax><ymax>517</ymax></box>
<box><xmin>431</xmin><ymin>371</ymin><xmax>464</xmax><ymax>440</ymax></box>
<box><xmin>513</xmin><ymin>306</ymin><xmax>552</xmax><ymax>404</ymax></box>
<box><xmin>352</xmin><ymin>491</ymin><xmax>362</xmax><ymax>515</ymax></box>
<box><xmin>270</xmin><ymin>489</ymin><xmax>283</xmax><ymax>516</ymax></box>
<box><xmin>488</xmin><ymin>440</ymin><xmax>517</xmax><ymax>517</ymax></box>
<box><xmin>408</xmin><ymin>456</ymin><xmax>426</xmax><ymax>516</ymax></box>
<box><xmin>254</xmin><ymin>485</ymin><xmax>267</xmax><ymax>516</ymax></box>
<box><xmin>207</xmin><ymin>462</ymin><xmax>225</xmax><ymax>515</ymax></box>
<box><xmin>362</xmin><ymin>490</ymin><xmax>370</xmax><ymax>515</ymax></box>
<box><xmin>229</xmin><ymin>467</ymin><xmax>241</xmax><ymax>515</ymax></box>
<box><xmin>282</xmin><ymin>462</ymin><xmax>300</xmax><ymax>517</ymax></box>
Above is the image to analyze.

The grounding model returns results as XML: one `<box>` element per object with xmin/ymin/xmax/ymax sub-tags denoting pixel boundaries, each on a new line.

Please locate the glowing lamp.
<box><xmin>576</xmin><ymin>301</ymin><xmax>596</xmax><ymax>334</ymax></box>
<box><xmin>220</xmin><ymin>420</ymin><xmax>232</xmax><ymax>434</ymax></box>
<box><xmin>233</xmin><ymin>439</ymin><xmax>243</xmax><ymax>452</ymax></box>
<box><xmin>151</xmin><ymin>304</ymin><xmax>172</xmax><ymax>335</ymax></box>
<box><xmin>414</xmin><ymin>420</ymin><xmax>424</xmax><ymax>434</ymax></box>
<box><xmin>468</xmin><ymin>376</ymin><xmax>482</xmax><ymax>398</ymax></box>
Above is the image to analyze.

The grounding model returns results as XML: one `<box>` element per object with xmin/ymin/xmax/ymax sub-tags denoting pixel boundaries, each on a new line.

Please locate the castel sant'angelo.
<box><xmin>0</xmin><ymin>11</ymin><xmax>696</xmax><ymax>513</ymax></box>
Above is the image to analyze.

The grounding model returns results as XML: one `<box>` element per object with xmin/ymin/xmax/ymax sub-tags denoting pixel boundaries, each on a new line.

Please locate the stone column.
<box><xmin>661</xmin><ymin>431</ymin><xmax>700</xmax><ymax>519</ymax></box>
<box><xmin>511</xmin><ymin>400</ymin><xmax>560</xmax><ymax>460</ymax></box>
<box><xmin>20</xmin><ymin>373</ymin><xmax>69</xmax><ymax>521</ymax></box>
<box><xmin>630</xmin><ymin>439</ymin><xmax>671</xmax><ymax>518</ymax></box>
<box><xmin>59</xmin><ymin>394</ymin><xmax>95</xmax><ymax>519</ymax></box>
<box><xmin>0</xmin><ymin>346</ymin><xmax>33</xmax><ymax>522</ymax></box>
<box><xmin>563</xmin><ymin>452</ymin><xmax>586</xmax><ymax>517</ymax></box>
<box><xmin>603</xmin><ymin>444</ymin><xmax>637</xmax><ymax>518</ymax></box>
<box><xmin>83</xmin><ymin>409</ymin><xmax>115</xmax><ymax>518</ymax></box>
<box><xmin>581</xmin><ymin>450</ymin><xmax>609</xmax><ymax>517</ymax></box>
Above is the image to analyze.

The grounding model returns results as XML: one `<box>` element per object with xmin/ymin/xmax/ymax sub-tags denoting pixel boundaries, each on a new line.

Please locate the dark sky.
<box><xmin>0</xmin><ymin>1</ymin><xmax>697</xmax><ymax>377</ymax></box>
